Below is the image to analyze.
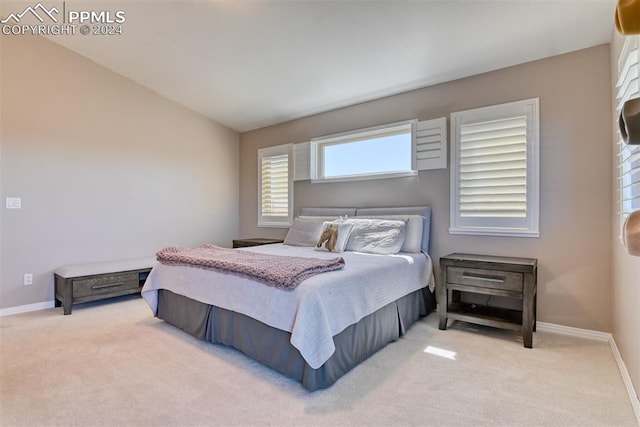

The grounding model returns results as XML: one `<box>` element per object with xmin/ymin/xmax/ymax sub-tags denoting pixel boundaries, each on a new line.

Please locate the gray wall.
<box><xmin>240</xmin><ymin>45</ymin><xmax>614</xmax><ymax>333</ymax></box>
<box><xmin>609</xmin><ymin>31</ymin><xmax>640</xmax><ymax>400</ymax></box>
<box><xmin>0</xmin><ymin>34</ymin><xmax>240</xmax><ymax>309</ymax></box>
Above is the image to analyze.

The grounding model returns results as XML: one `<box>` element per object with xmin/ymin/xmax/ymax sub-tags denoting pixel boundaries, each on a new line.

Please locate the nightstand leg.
<box><xmin>523</xmin><ymin>326</ymin><xmax>532</xmax><ymax>348</ymax></box>
<box><xmin>533</xmin><ymin>292</ymin><xmax>537</xmax><ymax>332</ymax></box>
<box><xmin>438</xmin><ymin>268</ymin><xmax>448</xmax><ymax>330</ymax></box>
<box><xmin>439</xmin><ymin>315</ymin><xmax>447</xmax><ymax>330</ymax></box>
<box><xmin>522</xmin><ymin>273</ymin><xmax>535</xmax><ymax>348</ymax></box>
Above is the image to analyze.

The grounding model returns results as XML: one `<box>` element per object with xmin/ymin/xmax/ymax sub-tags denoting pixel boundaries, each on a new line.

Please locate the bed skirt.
<box><xmin>156</xmin><ymin>287</ymin><xmax>436</xmax><ymax>391</ymax></box>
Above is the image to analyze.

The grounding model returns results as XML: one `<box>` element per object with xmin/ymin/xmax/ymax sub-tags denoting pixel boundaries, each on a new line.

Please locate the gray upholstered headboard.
<box><xmin>299</xmin><ymin>206</ymin><xmax>432</xmax><ymax>253</ymax></box>
<box><xmin>299</xmin><ymin>207</ymin><xmax>357</xmax><ymax>217</ymax></box>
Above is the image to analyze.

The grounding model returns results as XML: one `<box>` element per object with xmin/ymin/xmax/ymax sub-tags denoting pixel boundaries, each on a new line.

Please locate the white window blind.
<box><xmin>450</xmin><ymin>98</ymin><xmax>539</xmax><ymax>237</ymax></box>
<box><xmin>616</xmin><ymin>37</ymin><xmax>640</xmax><ymax>222</ymax></box>
<box><xmin>258</xmin><ymin>144</ymin><xmax>293</xmax><ymax>227</ymax></box>
<box><xmin>459</xmin><ymin>116</ymin><xmax>527</xmax><ymax>218</ymax></box>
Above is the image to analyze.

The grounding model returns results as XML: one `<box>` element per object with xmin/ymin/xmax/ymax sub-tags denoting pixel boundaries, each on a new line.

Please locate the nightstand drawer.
<box><xmin>73</xmin><ymin>273</ymin><xmax>139</xmax><ymax>298</ymax></box>
<box><xmin>447</xmin><ymin>267</ymin><xmax>523</xmax><ymax>292</ymax></box>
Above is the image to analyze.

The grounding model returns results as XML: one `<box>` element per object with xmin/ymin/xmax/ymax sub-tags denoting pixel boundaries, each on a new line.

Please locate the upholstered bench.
<box><xmin>54</xmin><ymin>257</ymin><xmax>157</xmax><ymax>315</ymax></box>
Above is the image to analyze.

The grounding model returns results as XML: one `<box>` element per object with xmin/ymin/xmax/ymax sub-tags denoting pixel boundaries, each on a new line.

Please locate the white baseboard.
<box><xmin>538</xmin><ymin>322</ymin><xmax>640</xmax><ymax>423</ymax></box>
<box><xmin>0</xmin><ymin>300</ymin><xmax>55</xmax><ymax>317</ymax></box>
<box><xmin>537</xmin><ymin>321</ymin><xmax>610</xmax><ymax>341</ymax></box>
<box><xmin>609</xmin><ymin>334</ymin><xmax>640</xmax><ymax>424</ymax></box>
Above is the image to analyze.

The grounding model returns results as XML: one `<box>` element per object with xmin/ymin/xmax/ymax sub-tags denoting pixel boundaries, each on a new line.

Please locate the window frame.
<box><xmin>257</xmin><ymin>144</ymin><xmax>293</xmax><ymax>228</ymax></box>
<box><xmin>449</xmin><ymin>98</ymin><xmax>540</xmax><ymax>237</ymax></box>
<box><xmin>616</xmin><ymin>36</ymin><xmax>640</xmax><ymax>238</ymax></box>
<box><xmin>309</xmin><ymin>120</ymin><xmax>418</xmax><ymax>183</ymax></box>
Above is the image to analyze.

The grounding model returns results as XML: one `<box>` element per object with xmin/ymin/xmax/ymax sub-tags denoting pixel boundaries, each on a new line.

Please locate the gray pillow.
<box><xmin>283</xmin><ymin>217</ymin><xmax>326</xmax><ymax>247</ymax></box>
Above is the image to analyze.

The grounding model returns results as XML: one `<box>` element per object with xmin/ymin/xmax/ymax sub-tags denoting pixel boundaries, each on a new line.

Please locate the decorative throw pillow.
<box><xmin>315</xmin><ymin>222</ymin><xmax>354</xmax><ymax>252</ymax></box>
<box><xmin>283</xmin><ymin>217</ymin><xmax>327</xmax><ymax>247</ymax></box>
<box><xmin>344</xmin><ymin>219</ymin><xmax>407</xmax><ymax>254</ymax></box>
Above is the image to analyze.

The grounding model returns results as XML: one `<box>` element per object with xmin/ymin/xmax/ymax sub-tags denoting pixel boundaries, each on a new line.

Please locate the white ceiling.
<box><xmin>35</xmin><ymin>0</ymin><xmax>617</xmax><ymax>132</ymax></box>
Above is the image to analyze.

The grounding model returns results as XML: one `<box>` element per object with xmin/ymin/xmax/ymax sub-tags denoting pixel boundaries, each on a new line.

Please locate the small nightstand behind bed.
<box><xmin>232</xmin><ymin>238</ymin><xmax>284</xmax><ymax>248</ymax></box>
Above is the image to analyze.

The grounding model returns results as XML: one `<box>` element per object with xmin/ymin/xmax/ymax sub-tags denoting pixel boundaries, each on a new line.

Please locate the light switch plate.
<box><xmin>6</xmin><ymin>197</ymin><xmax>21</xmax><ymax>209</ymax></box>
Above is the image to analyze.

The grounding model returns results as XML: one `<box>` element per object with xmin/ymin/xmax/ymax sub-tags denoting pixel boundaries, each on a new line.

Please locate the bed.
<box><xmin>141</xmin><ymin>206</ymin><xmax>436</xmax><ymax>391</ymax></box>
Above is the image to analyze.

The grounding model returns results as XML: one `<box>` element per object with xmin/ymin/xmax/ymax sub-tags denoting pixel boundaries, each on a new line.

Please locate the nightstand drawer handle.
<box><xmin>462</xmin><ymin>273</ymin><xmax>504</xmax><ymax>283</ymax></box>
<box><xmin>91</xmin><ymin>282</ymin><xmax>125</xmax><ymax>290</ymax></box>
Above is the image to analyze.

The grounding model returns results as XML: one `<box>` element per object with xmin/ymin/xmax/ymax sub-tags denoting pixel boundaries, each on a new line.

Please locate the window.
<box><xmin>616</xmin><ymin>37</ymin><xmax>640</xmax><ymax>228</ymax></box>
<box><xmin>258</xmin><ymin>144</ymin><xmax>293</xmax><ymax>227</ymax></box>
<box><xmin>450</xmin><ymin>99</ymin><xmax>540</xmax><ymax>237</ymax></box>
<box><xmin>310</xmin><ymin>121</ymin><xmax>416</xmax><ymax>182</ymax></box>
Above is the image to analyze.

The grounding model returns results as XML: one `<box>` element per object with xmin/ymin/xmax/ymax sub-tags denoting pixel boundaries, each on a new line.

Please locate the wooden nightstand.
<box><xmin>438</xmin><ymin>253</ymin><xmax>538</xmax><ymax>348</ymax></box>
<box><xmin>232</xmin><ymin>238</ymin><xmax>284</xmax><ymax>248</ymax></box>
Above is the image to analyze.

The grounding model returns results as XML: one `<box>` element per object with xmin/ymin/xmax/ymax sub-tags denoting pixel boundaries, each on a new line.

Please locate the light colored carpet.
<box><xmin>0</xmin><ymin>295</ymin><xmax>637</xmax><ymax>426</ymax></box>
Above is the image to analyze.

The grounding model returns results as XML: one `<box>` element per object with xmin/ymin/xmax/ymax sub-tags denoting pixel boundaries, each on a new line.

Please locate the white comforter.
<box><xmin>141</xmin><ymin>244</ymin><xmax>433</xmax><ymax>369</ymax></box>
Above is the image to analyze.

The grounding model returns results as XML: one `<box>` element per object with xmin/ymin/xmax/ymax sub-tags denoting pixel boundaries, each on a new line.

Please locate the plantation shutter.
<box><xmin>450</xmin><ymin>98</ymin><xmax>539</xmax><ymax>237</ymax></box>
<box><xmin>616</xmin><ymin>37</ymin><xmax>640</xmax><ymax>219</ymax></box>
<box><xmin>258</xmin><ymin>144</ymin><xmax>293</xmax><ymax>227</ymax></box>
<box><xmin>458</xmin><ymin>116</ymin><xmax>528</xmax><ymax>218</ymax></box>
<box><xmin>416</xmin><ymin>117</ymin><xmax>447</xmax><ymax>170</ymax></box>
<box><xmin>261</xmin><ymin>154</ymin><xmax>288</xmax><ymax>216</ymax></box>
<box><xmin>293</xmin><ymin>141</ymin><xmax>311</xmax><ymax>181</ymax></box>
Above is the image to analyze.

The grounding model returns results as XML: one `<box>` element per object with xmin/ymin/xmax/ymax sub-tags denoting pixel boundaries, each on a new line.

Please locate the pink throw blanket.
<box><xmin>156</xmin><ymin>244</ymin><xmax>345</xmax><ymax>290</ymax></box>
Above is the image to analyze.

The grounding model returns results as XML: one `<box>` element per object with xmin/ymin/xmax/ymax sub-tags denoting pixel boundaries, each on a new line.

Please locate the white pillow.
<box><xmin>315</xmin><ymin>222</ymin><xmax>354</xmax><ymax>253</ymax></box>
<box><xmin>283</xmin><ymin>217</ymin><xmax>327</xmax><ymax>247</ymax></box>
<box><xmin>354</xmin><ymin>215</ymin><xmax>424</xmax><ymax>252</ymax></box>
<box><xmin>344</xmin><ymin>219</ymin><xmax>406</xmax><ymax>255</ymax></box>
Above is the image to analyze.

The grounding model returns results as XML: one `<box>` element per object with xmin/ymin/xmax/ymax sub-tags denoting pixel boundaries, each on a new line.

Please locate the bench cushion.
<box><xmin>55</xmin><ymin>257</ymin><xmax>157</xmax><ymax>278</ymax></box>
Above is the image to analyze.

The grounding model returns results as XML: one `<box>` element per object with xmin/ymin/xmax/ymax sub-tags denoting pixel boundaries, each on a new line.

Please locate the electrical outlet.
<box><xmin>6</xmin><ymin>197</ymin><xmax>21</xmax><ymax>209</ymax></box>
<box><xmin>23</xmin><ymin>274</ymin><xmax>33</xmax><ymax>286</ymax></box>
